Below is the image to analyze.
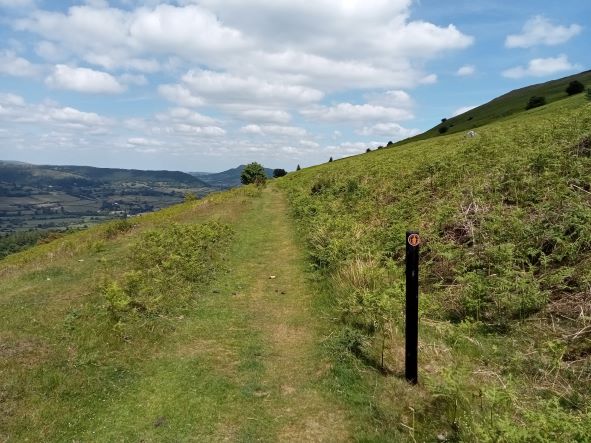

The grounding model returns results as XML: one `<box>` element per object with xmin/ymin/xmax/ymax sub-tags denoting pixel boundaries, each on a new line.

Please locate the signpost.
<box><xmin>405</xmin><ymin>231</ymin><xmax>420</xmax><ymax>384</ymax></box>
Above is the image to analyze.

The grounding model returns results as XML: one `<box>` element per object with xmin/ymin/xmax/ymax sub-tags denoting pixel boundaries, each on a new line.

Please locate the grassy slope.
<box><xmin>0</xmin><ymin>186</ymin><xmax>351</xmax><ymax>441</ymax></box>
<box><xmin>2</xmin><ymin>92</ymin><xmax>591</xmax><ymax>442</ymax></box>
<box><xmin>280</xmin><ymin>94</ymin><xmax>591</xmax><ymax>441</ymax></box>
<box><xmin>396</xmin><ymin>70</ymin><xmax>591</xmax><ymax>144</ymax></box>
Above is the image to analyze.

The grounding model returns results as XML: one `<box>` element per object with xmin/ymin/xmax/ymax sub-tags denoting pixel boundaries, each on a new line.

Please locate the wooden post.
<box><xmin>405</xmin><ymin>231</ymin><xmax>420</xmax><ymax>384</ymax></box>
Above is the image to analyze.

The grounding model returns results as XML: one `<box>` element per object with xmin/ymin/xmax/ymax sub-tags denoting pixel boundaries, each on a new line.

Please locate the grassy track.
<box><xmin>0</xmin><ymin>186</ymin><xmax>350</xmax><ymax>442</ymax></box>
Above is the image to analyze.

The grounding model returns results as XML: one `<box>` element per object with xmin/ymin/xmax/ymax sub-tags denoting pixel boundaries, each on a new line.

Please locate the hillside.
<box><xmin>0</xmin><ymin>162</ymin><xmax>212</xmax><ymax>234</ymax></box>
<box><xmin>190</xmin><ymin>164</ymin><xmax>274</xmax><ymax>189</ymax></box>
<box><xmin>396</xmin><ymin>69</ymin><xmax>591</xmax><ymax>145</ymax></box>
<box><xmin>1</xmin><ymin>92</ymin><xmax>590</xmax><ymax>441</ymax></box>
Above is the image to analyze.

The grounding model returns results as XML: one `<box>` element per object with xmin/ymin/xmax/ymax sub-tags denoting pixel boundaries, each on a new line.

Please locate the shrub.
<box><xmin>103</xmin><ymin>221</ymin><xmax>233</xmax><ymax>318</ymax></box>
<box><xmin>273</xmin><ymin>168</ymin><xmax>287</xmax><ymax>178</ymax></box>
<box><xmin>366</xmin><ymin>148</ymin><xmax>371</xmax><ymax>153</ymax></box>
<box><xmin>103</xmin><ymin>219</ymin><xmax>133</xmax><ymax>239</ymax></box>
<box><xmin>329</xmin><ymin>157</ymin><xmax>333</xmax><ymax>163</ymax></box>
<box><xmin>240</xmin><ymin>162</ymin><xmax>267</xmax><ymax>185</ymax></box>
<box><xmin>526</xmin><ymin>96</ymin><xmax>546</xmax><ymax>110</ymax></box>
<box><xmin>438</xmin><ymin>126</ymin><xmax>449</xmax><ymax>134</ymax></box>
<box><xmin>184</xmin><ymin>192</ymin><xmax>197</xmax><ymax>202</ymax></box>
<box><xmin>296</xmin><ymin>164</ymin><xmax>301</xmax><ymax>171</ymax></box>
<box><xmin>566</xmin><ymin>80</ymin><xmax>585</xmax><ymax>96</ymax></box>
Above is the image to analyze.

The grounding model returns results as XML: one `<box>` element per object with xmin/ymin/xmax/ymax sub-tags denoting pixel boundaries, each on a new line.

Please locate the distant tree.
<box><xmin>438</xmin><ymin>126</ymin><xmax>449</xmax><ymax>134</ymax></box>
<box><xmin>377</xmin><ymin>146</ymin><xmax>384</xmax><ymax>150</ymax></box>
<box><xmin>240</xmin><ymin>162</ymin><xmax>267</xmax><ymax>185</ymax></box>
<box><xmin>566</xmin><ymin>80</ymin><xmax>585</xmax><ymax>96</ymax></box>
<box><xmin>387</xmin><ymin>141</ymin><xmax>394</xmax><ymax>147</ymax></box>
<box><xmin>366</xmin><ymin>148</ymin><xmax>371</xmax><ymax>153</ymax></box>
<box><xmin>296</xmin><ymin>164</ymin><xmax>301</xmax><ymax>171</ymax></box>
<box><xmin>329</xmin><ymin>157</ymin><xmax>333</xmax><ymax>162</ymax></box>
<box><xmin>526</xmin><ymin>96</ymin><xmax>546</xmax><ymax>110</ymax></box>
<box><xmin>273</xmin><ymin>168</ymin><xmax>287</xmax><ymax>178</ymax></box>
<box><xmin>441</xmin><ymin>118</ymin><xmax>447</xmax><ymax>123</ymax></box>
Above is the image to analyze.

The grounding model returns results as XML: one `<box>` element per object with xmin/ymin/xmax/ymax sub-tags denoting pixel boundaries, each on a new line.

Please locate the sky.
<box><xmin>0</xmin><ymin>0</ymin><xmax>588</xmax><ymax>172</ymax></box>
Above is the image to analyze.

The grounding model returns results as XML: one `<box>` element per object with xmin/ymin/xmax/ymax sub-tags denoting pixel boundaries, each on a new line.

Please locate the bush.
<box><xmin>526</xmin><ymin>96</ymin><xmax>546</xmax><ymax>110</ymax></box>
<box><xmin>104</xmin><ymin>221</ymin><xmax>233</xmax><ymax>317</ymax></box>
<box><xmin>240</xmin><ymin>162</ymin><xmax>267</xmax><ymax>185</ymax></box>
<box><xmin>273</xmin><ymin>168</ymin><xmax>287</xmax><ymax>178</ymax></box>
<box><xmin>438</xmin><ymin>126</ymin><xmax>449</xmax><ymax>134</ymax></box>
<box><xmin>296</xmin><ymin>164</ymin><xmax>301</xmax><ymax>171</ymax></box>
<box><xmin>566</xmin><ymin>80</ymin><xmax>585</xmax><ymax>96</ymax></box>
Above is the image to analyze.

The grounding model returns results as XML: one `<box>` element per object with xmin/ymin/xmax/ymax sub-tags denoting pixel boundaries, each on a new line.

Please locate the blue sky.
<box><xmin>0</xmin><ymin>0</ymin><xmax>588</xmax><ymax>172</ymax></box>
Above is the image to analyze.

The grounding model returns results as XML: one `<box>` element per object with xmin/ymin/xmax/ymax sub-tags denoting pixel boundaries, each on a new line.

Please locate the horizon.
<box><xmin>0</xmin><ymin>0</ymin><xmax>589</xmax><ymax>171</ymax></box>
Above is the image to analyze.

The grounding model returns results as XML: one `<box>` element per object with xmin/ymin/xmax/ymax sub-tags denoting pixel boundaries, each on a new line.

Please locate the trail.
<box><xmin>215</xmin><ymin>186</ymin><xmax>350</xmax><ymax>441</ymax></box>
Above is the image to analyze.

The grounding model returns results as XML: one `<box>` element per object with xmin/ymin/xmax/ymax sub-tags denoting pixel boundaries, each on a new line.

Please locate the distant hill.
<box><xmin>0</xmin><ymin>162</ymin><xmax>212</xmax><ymax>234</ymax></box>
<box><xmin>395</xmin><ymin>69</ymin><xmax>591</xmax><ymax>145</ymax></box>
<box><xmin>190</xmin><ymin>165</ymin><xmax>274</xmax><ymax>189</ymax></box>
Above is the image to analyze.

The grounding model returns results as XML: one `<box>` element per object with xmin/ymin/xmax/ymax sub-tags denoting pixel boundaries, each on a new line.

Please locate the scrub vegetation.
<box><xmin>1</xmin><ymin>85</ymin><xmax>590</xmax><ymax>442</ymax></box>
<box><xmin>280</xmin><ymin>93</ymin><xmax>591</xmax><ymax>441</ymax></box>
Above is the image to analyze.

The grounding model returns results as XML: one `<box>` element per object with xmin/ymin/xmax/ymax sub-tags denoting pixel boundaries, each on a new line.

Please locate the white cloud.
<box><xmin>181</xmin><ymin>70</ymin><xmax>324</xmax><ymax>106</ymax></box>
<box><xmin>238</xmin><ymin>109</ymin><xmax>291</xmax><ymax>124</ymax></box>
<box><xmin>155</xmin><ymin>107</ymin><xmax>217</xmax><ymax>126</ymax></box>
<box><xmin>502</xmin><ymin>54</ymin><xmax>578</xmax><ymax>79</ymax></box>
<box><xmin>0</xmin><ymin>93</ymin><xmax>110</xmax><ymax>128</ymax></box>
<box><xmin>357</xmin><ymin>122</ymin><xmax>420</xmax><ymax>138</ymax></box>
<box><xmin>45</xmin><ymin>64</ymin><xmax>126</xmax><ymax>93</ymax></box>
<box><xmin>0</xmin><ymin>50</ymin><xmax>42</xmax><ymax>78</ymax></box>
<box><xmin>453</xmin><ymin>105</ymin><xmax>477</xmax><ymax>116</ymax></box>
<box><xmin>365</xmin><ymin>90</ymin><xmax>414</xmax><ymax>108</ymax></box>
<box><xmin>158</xmin><ymin>84</ymin><xmax>204</xmax><ymax>107</ymax></box>
<box><xmin>456</xmin><ymin>65</ymin><xmax>475</xmax><ymax>76</ymax></box>
<box><xmin>301</xmin><ymin>103</ymin><xmax>413</xmax><ymax>123</ymax></box>
<box><xmin>419</xmin><ymin>73</ymin><xmax>438</xmax><ymax>84</ymax></box>
<box><xmin>506</xmin><ymin>16</ymin><xmax>582</xmax><ymax>48</ymax></box>
<box><xmin>127</xmin><ymin>137</ymin><xmax>162</xmax><ymax>146</ymax></box>
<box><xmin>240</xmin><ymin>124</ymin><xmax>307</xmax><ymax>137</ymax></box>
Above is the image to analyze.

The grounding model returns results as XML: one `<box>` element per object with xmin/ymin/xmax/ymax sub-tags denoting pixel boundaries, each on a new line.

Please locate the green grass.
<box><xmin>280</xmin><ymin>93</ymin><xmax>591</xmax><ymax>441</ymax></box>
<box><xmin>2</xmin><ymin>84</ymin><xmax>591</xmax><ymax>442</ymax></box>
<box><xmin>395</xmin><ymin>69</ymin><xmax>591</xmax><ymax>144</ymax></box>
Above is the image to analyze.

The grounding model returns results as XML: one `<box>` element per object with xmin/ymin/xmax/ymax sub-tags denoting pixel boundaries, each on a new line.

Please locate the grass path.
<box><xmin>220</xmin><ymin>187</ymin><xmax>349</xmax><ymax>441</ymax></box>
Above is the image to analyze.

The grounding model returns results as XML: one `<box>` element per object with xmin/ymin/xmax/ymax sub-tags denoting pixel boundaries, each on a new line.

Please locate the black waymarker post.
<box><xmin>405</xmin><ymin>231</ymin><xmax>420</xmax><ymax>385</ymax></box>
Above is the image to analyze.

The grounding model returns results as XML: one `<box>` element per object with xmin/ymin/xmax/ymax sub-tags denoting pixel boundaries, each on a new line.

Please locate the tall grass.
<box><xmin>281</xmin><ymin>95</ymin><xmax>591</xmax><ymax>440</ymax></box>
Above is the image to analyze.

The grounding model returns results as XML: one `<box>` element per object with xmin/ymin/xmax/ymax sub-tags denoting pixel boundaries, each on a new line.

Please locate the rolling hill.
<box><xmin>0</xmin><ymin>162</ymin><xmax>212</xmax><ymax>234</ymax></box>
<box><xmin>1</xmin><ymin>79</ymin><xmax>591</xmax><ymax>441</ymax></box>
<box><xmin>395</xmin><ymin>69</ymin><xmax>591</xmax><ymax>145</ymax></box>
<box><xmin>189</xmin><ymin>164</ymin><xmax>274</xmax><ymax>189</ymax></box>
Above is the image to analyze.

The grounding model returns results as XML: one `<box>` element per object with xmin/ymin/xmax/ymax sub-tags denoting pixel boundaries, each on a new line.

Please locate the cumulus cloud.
<box><xmin>301</xmin><ymin>103</ymin><xmax>413</xmax><ymax>123</ymax></box>
<box><xmin>0</xmin><ymin>50</ymin><xmax>42</xmax><ymax>77</ymax></box>
<box><xmin>0</xmin><ymin>93</ymin><xmax>110</xmax><ymax>128</ymax></box>
<box><xmin>506</xmin><ymin>16</ymin><xmax>582</xmax><ymax>48</ymax></box>
<box><xmin>180</xmin><ymin>70</ymin><xmax>324</xmax><ymax>106</ymax></box>
<box><xmin>456</xmin><ymin>65</ymin><xmax>475</xmax><ymax>76</ymax></box>
<box><xmin>237</xmin><ymin>109</ymin><xmax>291</xmax><ymax>124</ymax></box>
<box><xmin>240</xmin><ymin>124</ymin><xmax>307</xmax><ymax>137</ymax></box>
<box><xmin>502</xmin><ymin>54</ymin><xmax>578</xmax><ymax>79</ymax></box>
<box><xmin>357</xmin><ymin>122</ymin><xmax>420</xmax><ymax>138</ymax></box>
<box><xmin>45</xmin><ymin>64</ymin><xmax>126</xmax><ymax>93</ymax></box>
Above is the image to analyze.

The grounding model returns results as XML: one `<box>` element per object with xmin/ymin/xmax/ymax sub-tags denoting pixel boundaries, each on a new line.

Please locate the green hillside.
<box><xmin>396</xmin><ymin>69</ymin><xmax>591</xmax><ymax>145</ymax></box>
<box><xmin>1</xmin><ymin>91</ymin><xmax>590</xmax><ymax>441</ymax></box>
